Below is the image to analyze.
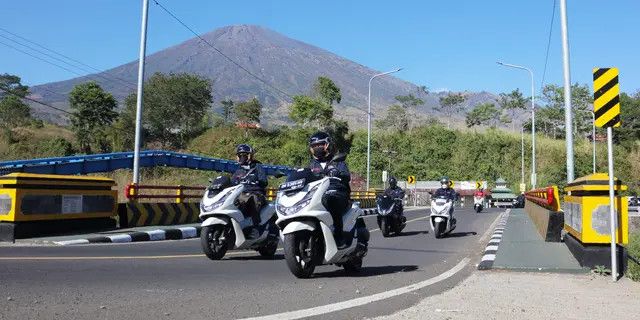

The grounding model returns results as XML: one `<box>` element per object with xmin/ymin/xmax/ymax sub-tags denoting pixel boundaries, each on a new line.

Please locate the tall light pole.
<box><xmin>521</xmin><ymin>128</ymin><xmax>525</xmax><ymax>185</ymax></box>
<box><xmin>560</xmin><ymin>0</ymin><xmax>575</xmax><ymax>182</ymax></box>
<box><xmin>367</xmin><ymin>68</ymin><xmax>402</xmax><ymax>190</ymax></box>
<box><xmin>497</xmin><ymin>61</ymin><xmax>536</xmax><ymax>188</ymax></box>
<box><xmin>132</xmin><ymin>0</ymin><xmax>150</xmax><ymax>184</ymax></box>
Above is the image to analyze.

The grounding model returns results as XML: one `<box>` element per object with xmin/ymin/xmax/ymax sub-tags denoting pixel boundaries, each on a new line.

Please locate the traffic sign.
<box><xmin>593</xmin><ymin>68</ymin><xmax>621</xmax><ymax>128</ymax></box>
<box><xmin>407</xmin><ymin>176</ymin><xmax>416</xmax><ymax>184</ymax></box>
<box><xmin>476</xmin><ymin>181</ymin><xmax>482</xmax><ymax>189</ymax></box>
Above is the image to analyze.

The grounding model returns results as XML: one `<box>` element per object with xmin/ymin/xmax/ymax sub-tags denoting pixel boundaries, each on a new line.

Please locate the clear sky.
<box><xmin>1</xmin><ymin>0</ymin><xmax>638</xmax><ymax>96</ymax></box>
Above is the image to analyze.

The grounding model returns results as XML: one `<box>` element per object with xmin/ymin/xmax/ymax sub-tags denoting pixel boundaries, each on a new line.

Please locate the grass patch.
<box><xmin>627</xmin><ymin>232</ymin><xmax>640</xmax><ymax>281</ymax></box>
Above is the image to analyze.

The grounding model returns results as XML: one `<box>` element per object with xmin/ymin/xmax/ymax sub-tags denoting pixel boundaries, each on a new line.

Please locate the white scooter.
<box><xmin>429</xmin><ymin>195</ymin><xmax>456</xmax><ymax>238</ymax></box>
<box><xmin>275</xmin><ymin>164</ymin><xmax>369</xmax><ymax>278</ymax></box>
<box><xmin>199</xmin><ymin>175</ymin><xmax>279</xmax><ymax>260</ymax></box>
<box><xmin>473</xmin><ymin>195</ymin><xmax>484</xmax><ymax>213</ymax></box>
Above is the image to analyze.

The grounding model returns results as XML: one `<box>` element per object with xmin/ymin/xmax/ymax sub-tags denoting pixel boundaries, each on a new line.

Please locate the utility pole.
<box><xmin>560</xmin><ymin>0</ymin><xmax>575</xmax><ymax>182</ymax></box>
<box><xmin>132</xmin><ymin>0</ymin><xmax>149</xmax><ymax>184</ymax></box>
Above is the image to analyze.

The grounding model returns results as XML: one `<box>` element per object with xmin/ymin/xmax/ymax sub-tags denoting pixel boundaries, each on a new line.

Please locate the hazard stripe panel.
<box><xmin>592</xmin><ymin>67</ymin><xmax>621</xmax><ymax>128</ymax></box>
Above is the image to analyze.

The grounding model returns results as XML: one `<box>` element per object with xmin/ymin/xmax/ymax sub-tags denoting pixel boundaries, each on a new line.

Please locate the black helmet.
<box><xmin>236</xmin><ymin>143</ymin><xmax>254</xmax><ymax>155</ymax></box>
<box><xmin>389</xmin><ymin>176</ymin><xmax>397</xmax><ymax>188</ymax></box>
<box><xmin>440</xmin><ymin>176</ymin><xmax>450</xmax><ymax>189</ymax></box>
<box><xmin>309</xmin><ymin>131</ymin><xmax>332</xmax><ymax>160</ymax></box>
<box><xmin>236</xmin><ymin>144</ymin><xmax>254</xmax><ymax>165</ymax></box>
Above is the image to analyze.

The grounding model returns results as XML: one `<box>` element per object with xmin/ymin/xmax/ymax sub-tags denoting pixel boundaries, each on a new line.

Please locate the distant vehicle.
<box><xmin>489</xmin><ymin>178</ymin><xmax>517</xmax><ymax>208</ymax></box>
<box><xmin>376</xmin><ymin>195</ymin><xmax>406</xmax><ymax>237</ymax></box>
<box><xmin>199</xmin><ymin>176</ymin><xmax>279</xmax><ymax>260</ymax></box>
<box><xmin>473</xmin><ymin>195</ymin><xmax>484</xmax><ymax>213</ymax></box>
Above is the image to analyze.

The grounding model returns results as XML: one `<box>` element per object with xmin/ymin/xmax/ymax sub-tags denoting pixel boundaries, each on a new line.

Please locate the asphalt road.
<box><xmin>0</xmin><ymin>207</ymin><xmax>502</xmax><ymax>320</ymax></box>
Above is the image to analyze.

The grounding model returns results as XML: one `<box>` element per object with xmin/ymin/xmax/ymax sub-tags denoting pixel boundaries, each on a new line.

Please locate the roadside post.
<box><xmin>407</xmin><ymin>176</ymin><xmax>416</xmax><ymax>206</ymax></box>
<box><xmin>593</xmin><ymin>67</ymin><xmax>622</xmax><ymax>281</ymax></box>
<box><xmin>382</xmin><ymin>170</ymin><xmax>388</xmax><ymax>189</ymax></box>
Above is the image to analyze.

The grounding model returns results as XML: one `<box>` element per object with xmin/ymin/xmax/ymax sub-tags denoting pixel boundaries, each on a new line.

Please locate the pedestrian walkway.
<box><xmin>490</xmin><ymin>208</ymin><xmax>587</xmax><ymax>273</ymax></box>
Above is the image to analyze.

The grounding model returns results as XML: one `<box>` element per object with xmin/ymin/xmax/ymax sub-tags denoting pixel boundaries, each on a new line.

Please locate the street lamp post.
<box><xmin>367</xmin><ymin>68</ymin><xmax>402</xmax><ymax>190</ymax></box>
<box><xmin>521</xmin><ymin>128</ymin><xmax>525</xmax><ymax>185</ymax></box>
<box><xmin>497</xmin><ymin>61</ymin><xmax>536</xmax><ymax>188</ymax></box>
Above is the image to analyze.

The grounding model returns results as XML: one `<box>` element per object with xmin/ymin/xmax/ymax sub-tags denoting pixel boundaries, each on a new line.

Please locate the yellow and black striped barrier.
<box><xmin>118</xmin><ymin>202</ymin><xmax>200</xmax><ymax>228</ymax></box>
<box><xmin>593</xmin><ymin>67</ymin><xmax>621</xmax><ymax>128</ymax></box>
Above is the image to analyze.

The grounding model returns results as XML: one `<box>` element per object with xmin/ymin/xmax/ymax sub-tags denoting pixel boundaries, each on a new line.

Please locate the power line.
<box><xmin>0</xmin><ymin>39</ymin><xmax>85</xmax><ymax>77</ymax></box>
<box><xmin>0</xmin><ymin>87</ymin><xmax>72</xmax><ymax>115</ymax></box>
<box><xmin>540</xmin><ymin>0</ymin><xmax>557</xmax><ymax>93</ymax></box>
<box><xmin>0</xmin><ymin>26</ymin><xmax>137</xmax><ymax>88</ymax></box>
<box><xmin>0</xmin><ymin>31</ymin><xmax>136</xmax><ymax>91</ymax></box>
<box><xmin>152</xmin><ymin>0</ymin><xmax>294</xmax><ymax>101</ymax></box>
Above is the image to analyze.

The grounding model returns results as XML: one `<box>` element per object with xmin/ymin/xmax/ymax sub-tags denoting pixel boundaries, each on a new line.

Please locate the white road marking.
<box><xmin>240</xmin><ymin>258</ymin><xmax>470</xmax><ymax>320</ymax></box>
<box><xmin>481</xmin><ymin>254</ymin><xmax>496</xmax><ymax>261</ymax></box>
<box><xmin>485</xmin><ymin>245</ymin><xmax>499</xmax><ymax>251</ymax></box>
<box><xmin>478</xmin><ymin>211</ymin><xmax>506</xmax><ymax>243</ymax></box>
<box><xmin>53</xmin><ymin>239</ymin><xmax>90</xmax><ymax>246</ymax></box>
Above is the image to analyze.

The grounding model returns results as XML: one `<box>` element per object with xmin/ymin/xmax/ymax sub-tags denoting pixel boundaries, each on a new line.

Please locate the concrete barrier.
<box><xmin>524</xmin><ymin>186</ymin><xmax>563</xmax><ymax>242</ymax></box>
<box><xmin>0</xmin><ymin>173</ymin><xmax>117</xmax><ymax>242</ymax></box>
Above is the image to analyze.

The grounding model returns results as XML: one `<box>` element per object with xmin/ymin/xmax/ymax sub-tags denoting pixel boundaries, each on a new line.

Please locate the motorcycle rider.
<box><xmin>231</xmin><ymin>144</ymin><xmax>268</xmax><ymax>240</ymax></box>
<box><xmin>384</xmin><ymin>176</ymin><xmax>406</xmax><ymax>214</ymax></box>
<box><xmin>307</xmin><ymin>131</ymin><xmax>351</xmax><ymax>249</ymax></box>
<box><xmin>473</xmin><ymin>187</ymin><xmax>485</xmax><ymax>199</ymax></box>
<box><xmin>432</xmin><ymin>176</ymin><xmax>458</xmax><ymax>223</ymax></box>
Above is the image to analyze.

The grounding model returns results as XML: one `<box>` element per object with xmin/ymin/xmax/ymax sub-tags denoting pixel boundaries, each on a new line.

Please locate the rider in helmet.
<box><xmin>384</xmin><ymin>176</ymin><xmax>405</xmax><ymax>201</ymax></box>
<box><xmin>307</xmin><ymin>131</ymin><xmax>351</xmax><ymax>249</ymax></box>
<box><xmin>433</xmin><ymin>176</ymin><xmax>458</xmax><ymax>221</ymax></box>
<box><xmin>231</xmin><ymin>144</ymin><xmax>268</xmax><ymax>240</ymax></box>
<box><xmin>473</xmin><ymin>187</ymin><xmax>485</xmax><ymax>198</ymax></box>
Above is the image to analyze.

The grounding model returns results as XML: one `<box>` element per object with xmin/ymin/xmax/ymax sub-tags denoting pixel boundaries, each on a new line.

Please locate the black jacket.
<box><xmin>433</xmin><ymin>187</ymin><xmax>457</xmax><ymax>201</ymax></box>
<box><xmin>384</xmin><ymin>186</ymin><xmax>405</xmax><ymax>199</ymax></box>
<box><xmin>309</xmin><ymin>156</ymin><xmax>351</xmax><ymax>193</ymax></box>
<box><xmin>231</xmin><ymin>160</ymin><xmax>267</xmax><ymax>194</ymax></box>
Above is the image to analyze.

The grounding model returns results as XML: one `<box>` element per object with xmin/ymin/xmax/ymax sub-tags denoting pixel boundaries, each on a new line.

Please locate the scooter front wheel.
<box><xmin>201</xmin><ymin>225</ymin><xmax>230</xmax><ymax>260</ymax></box>
<box><xmin>380</xmin><ymin>218</ymin><xmax>390</xmax><ymax>237</ymax></box>
<box><xmin>284</xmin><ymin>232</ymin><xmax>317</xmax><ymax>278</ymax></box>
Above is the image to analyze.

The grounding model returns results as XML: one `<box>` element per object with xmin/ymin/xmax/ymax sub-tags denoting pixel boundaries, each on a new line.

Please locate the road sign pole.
<box><xmin>606</xmin><ymin>126</ymin><xmax>617</xmax><ymax>281</ymax></box>
<box><xmin>132</xmin><ymin>0</ymin><xmax>149</xmax><ymax>184</ymax></box>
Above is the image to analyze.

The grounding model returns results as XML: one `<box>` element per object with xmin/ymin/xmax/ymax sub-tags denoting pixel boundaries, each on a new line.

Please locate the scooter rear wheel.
<box><xmin>284</xmin><ymin>232</ymin><xmax>317</xmax><ymax>278</ymax></box>
<box><xmin>201</xmin><ymin>225</ymin><xmax>229</xmax><ymax>260</ymax></box>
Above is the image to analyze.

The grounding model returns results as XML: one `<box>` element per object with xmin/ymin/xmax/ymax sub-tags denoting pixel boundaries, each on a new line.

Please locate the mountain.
<box><xmin>29</xmin><ymin>25</ymin><xmax>503</xmax><ymax>126</ymax></box>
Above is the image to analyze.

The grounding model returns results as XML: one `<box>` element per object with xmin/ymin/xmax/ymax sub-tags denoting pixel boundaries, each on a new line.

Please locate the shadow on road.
<box><xmin>368</xmin><ymin>246</ymin><xmax>456</xmax><ymax>254</ymax></box>
<box><xmin>395</xmin><ymin>230</ymin><xmax>429</xmax><ymax>237</ymax></box>
<box><xmin>225</xmin><ymin>253</ymin><xmax>285</xmax><ymax>261</ymax></box>
<box><xmin>446</xmin><ymin>231</ymin><xmax>477</xmax><ymax>238</ymax></box>
<box><xmin>314</xmin><ymin>265</ymin><xmax>419</xmax><ymax>278</ymax></box>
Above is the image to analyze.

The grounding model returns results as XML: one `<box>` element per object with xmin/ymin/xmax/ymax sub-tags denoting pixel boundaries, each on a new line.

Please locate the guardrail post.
<box><xmin>176</xmin><ymin>185</ymin><xmax>183</xmax><ymax>204</ymax></box>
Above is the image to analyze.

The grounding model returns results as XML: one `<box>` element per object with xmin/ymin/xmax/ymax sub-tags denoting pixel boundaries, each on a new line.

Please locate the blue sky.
<box><xmin>1</xmin><ymin>0</ymin><xmax>638</xmax><ymax>96</ymax></box>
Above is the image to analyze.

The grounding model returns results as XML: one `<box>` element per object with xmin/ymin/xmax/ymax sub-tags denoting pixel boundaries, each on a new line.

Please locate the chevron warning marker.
<box><xmin>593</xmin><ymin>67</ymin><xmax>621</xmax><ymax>128</ymax></box>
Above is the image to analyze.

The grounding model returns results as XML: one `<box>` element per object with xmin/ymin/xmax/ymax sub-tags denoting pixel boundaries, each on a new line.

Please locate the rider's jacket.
<box><xmin>231</xmin><ymin>160</ymin><xmax>267</xmax><ymax>194</ymax></box>
<box><xmin>384</xmin><ymin>186</ymin><xmax>405</xmax><ymax>199</ymax></box>
<box><xmin>309</xmin><ymin>155</ymin><xmax>351</xmax><ymax>193</ymax></box>
<box><xmin>433</xmin><ymin>187</ymin><xmax>457</xmax><ymax>201</ymax></box>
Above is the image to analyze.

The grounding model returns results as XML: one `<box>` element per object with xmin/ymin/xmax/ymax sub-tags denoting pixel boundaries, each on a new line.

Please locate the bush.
<box><xmin>627</xmin><ymin>232</ymin><xmax>640</xmax><ymax>281</ymax></box>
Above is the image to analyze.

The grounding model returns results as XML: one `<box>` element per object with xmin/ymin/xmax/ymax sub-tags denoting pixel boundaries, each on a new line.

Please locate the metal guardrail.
<box><xmin>525</xmin><ymin>186</ymin><xmax>560</xmax><ymax>211</ymax></box>
<box><xmin>0</xmin><ymin>150</ymin><xmax>293</xmax><ymax>176</ymax></box>
<box><xmin>125</xmin><ymin>184</ymin><xmax>378</xmax><ymax>208</ymax></box>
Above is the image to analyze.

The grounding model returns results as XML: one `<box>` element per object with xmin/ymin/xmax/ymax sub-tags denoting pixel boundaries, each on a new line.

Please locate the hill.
<box><xmin>28</xmin><ymin>25</ymin><xmax>507</xmax><ymax>126</ymax></box>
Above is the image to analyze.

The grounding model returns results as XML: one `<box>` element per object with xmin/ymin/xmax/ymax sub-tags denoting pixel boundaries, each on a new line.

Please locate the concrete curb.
<box><xmin>53</xmin><ymin>226</ymin><xmax>201</xmax><ymax>246</ymax></box>
<box><xmin>477</xmin><ymin>209</ymin><xmax>511</xmax><ymax>270</ymax></box>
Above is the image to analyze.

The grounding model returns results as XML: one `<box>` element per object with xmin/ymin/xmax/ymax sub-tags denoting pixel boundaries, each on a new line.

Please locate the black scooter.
<box><xmin>376</xmin><ymin>195</ymin><xmax>406</xmax><ymax>237</ymax></box>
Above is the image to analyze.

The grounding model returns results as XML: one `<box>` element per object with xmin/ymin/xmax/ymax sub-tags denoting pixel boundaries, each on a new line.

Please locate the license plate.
<box><xmin>279</xmin><ymin>178</ymin><xmax>305</xmax><ymax>192</ymax></box>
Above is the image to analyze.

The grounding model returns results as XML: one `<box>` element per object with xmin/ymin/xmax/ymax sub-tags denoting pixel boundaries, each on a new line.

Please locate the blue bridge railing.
<box><xmin>0</xmin><ymin>150</ymin><xmax>293</xmax><ymax>176</ymax></box>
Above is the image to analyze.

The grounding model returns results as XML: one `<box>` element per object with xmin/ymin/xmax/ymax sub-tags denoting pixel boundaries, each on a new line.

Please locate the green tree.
<box><xmin>395</xmin><ymin>94</ymin><xmax>424</xmax><ymax>109</ymax></box>
<box><xmin>288</xmin><ymin>95</ymin><xmax>333</xmax><ymax>128</ymax></box>
<box><xmin>234</xmin><ymin>97</ymin><xmax>262</xmax><ymax>125</ymax></box>
<box><xmin>498</xmin><ymin>89</ymin><xmax>527</xmax><ymax>130</ymax></box>
<box><xmin>438</xmin><ymin>92</ymin><xmax>467</xmax><ymax>129</ymax></box>
<box><xmin>0</xmin><ymin>74</ymin><xmax>31</xmax><ymax>129</ymax></box>
<box><xmin>220</xmin><ymin>99</ymin><xmax>234</xmax><ymax>123</ymax></box>
<box><xmin>130</xmin><ymin>72</ymin><xmax>212</xmax><ymax>149</ymax></box>
<box><xmin>69</xmin><ymin>82</ymin><xmax>117</xmax><ymax>153</ymax></box>
<box><xmin>466</xmin><ymin>103</ymin><xmax>500</xmax><ymax>128</ymax></box>
<box><xmin>540</xmin><ymin>83</ymin><xmax>593</xmax><ymax>138</ymax></box>
<box><xmin>376</xmin><ymin>104</ymin><xmax>409</xmax><ymax>131</ymax></box>
<box><xmin>313</xmin><ymin>76</ymin><xmax>341</xmax><ymax>105</ymax></box>
<box><xmin>108</xmin><ymin>94</ymin><xmax>138</xmax><ymax>151</ymax></box>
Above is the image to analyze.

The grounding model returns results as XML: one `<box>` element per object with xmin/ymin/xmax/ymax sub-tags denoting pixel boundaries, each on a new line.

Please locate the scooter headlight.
<box><xmin>201</xmin><ymin>189</ymin><xmax>232</xmax><ymax>212</ymax></box>
<box><xmin>277</xmin><ymin>185</ymin><xmax>319</xmax><ymax>216</ymax></box>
